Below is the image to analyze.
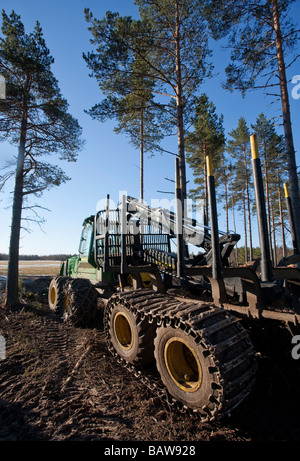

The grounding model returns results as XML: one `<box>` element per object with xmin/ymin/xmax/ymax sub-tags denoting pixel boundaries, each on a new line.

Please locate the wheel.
<box><xmin>107</xmin><ymin>303</ymin><xmax>156</xmax><ymax>366</ymax></box>
<box><xmin>154</xmin><ymin>326</ymin><xmax>216</xmax><ymax>411</ymax></box>
<box><xmin>48</xmin><ymin>276</ymin><xmax>70</xmax><ymax>316</ymax></box>
<box><xmin>154</xmin><ymin>314</ymin><xmax>256</xmax><ymax>417</ymax></box>
<box><xmin>64</xmin><ymin>278</ymin><xmax>98</xmax><ymax>326</ymax></box>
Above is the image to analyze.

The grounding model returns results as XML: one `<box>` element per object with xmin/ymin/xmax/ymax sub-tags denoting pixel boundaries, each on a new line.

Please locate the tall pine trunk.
<box><xmin>5</xmin><ymin>111</ymin><xmax>27</xmax><ymax>307</ymax></box>
<box><xmin>140</xmin><ymin>108</ymin><xmax>144</xmax><ymax>202</ymax></box>
<box><xmin>272</xmin><ymin>0</ymin><xmax>300</xmax><ymax>243</ymax></box>
<box><xmin>175</xmin><ymin>0</ymin><xmax>186</xmax><ymax>203</ymax></box>
<box><xmin>203</xmin><ymin>143</ymin><xmax>209</xmax><ymax>229</ymax></box>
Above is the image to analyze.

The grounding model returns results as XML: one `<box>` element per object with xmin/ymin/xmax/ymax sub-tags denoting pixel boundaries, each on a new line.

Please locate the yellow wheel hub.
<box><xmin>114</xmin><ymin>312</ymin><xmax>133</xmax><ymax>350</ymax></box>
<box><xmin>50</xmin><ymin>286</ymin><xmax>56</xmax><ymax>305</ymax></box>
<box><xmin>164</xmin><ymin>337</ymin><xmax>202</xmax><ymax>392</ymax></box>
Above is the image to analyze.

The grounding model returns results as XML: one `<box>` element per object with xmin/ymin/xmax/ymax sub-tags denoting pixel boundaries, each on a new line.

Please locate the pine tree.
<box><xmin>227</xmin><ymin>117</ymin><xmax>253</xmax><ymax>262</ymax></box>
<box><xmin>204</xmin><ymin>0</ymin><xmax>300</xmax><ymax>243</ymax></box>
<box><xmin>219</xmin><ymin>150</ymin><xmax>231</xmax><ymax>233</ymax></box>
<box><xmin>113</xmin><ymin>91</ymin><xmax>164</xmax><ymax>201</ymax></box>
<box><xmin>135</xmin><ymin>0</ymin><xmax>213</xmax><ymax>201</ymax></box>
<box><xmin>0</xmin><ymin>10</ymin><xmax>83</xmax><ymax>307</ymax></box>
<box><xmin>84</xmin><ymin>1</ymin><xmax>213</xmax><ymax>202</ymax></box>
<box><xmin>185</xmin><ymin>94</ymin><xmax>225</xmax><ymax>228</ymax></box>
<box><xmin>251</xmin><ymin>113</ymin><xmax>287</xmax><ymax>263</ymax></box>
<box><xmin>84</xmin><ymin>25</ymin><xmax>164</xmax><ymax>201</ymax></box>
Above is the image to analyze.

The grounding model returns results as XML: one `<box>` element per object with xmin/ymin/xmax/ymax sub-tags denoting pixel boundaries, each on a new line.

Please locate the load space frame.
<box><xmin>94</xmin><ymin>138</ymin><xmax>300</xmax><ymax>327</ymax></box>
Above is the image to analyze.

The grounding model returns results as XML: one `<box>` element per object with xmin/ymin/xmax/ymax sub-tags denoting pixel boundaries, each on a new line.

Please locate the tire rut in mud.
<box><xmin>0</xmin><ymin>309</ymin><xmax>118</xmax><ymax>440</ymax></box>
<box><xmin>1</xmin><ymin>294</ymin><xmax>300</xmax><ymax>441</ymax></box>
<box><xmin>0</xmin><ymin>307</ymin><xmax>209</xmax><ymax>441</ymax></box>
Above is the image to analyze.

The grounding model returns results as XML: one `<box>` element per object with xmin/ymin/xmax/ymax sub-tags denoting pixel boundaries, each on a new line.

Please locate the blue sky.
<box><xmin>0</xmin><ymin>0</ymin><xmax>300</xmax><ymax>256</ymax></box>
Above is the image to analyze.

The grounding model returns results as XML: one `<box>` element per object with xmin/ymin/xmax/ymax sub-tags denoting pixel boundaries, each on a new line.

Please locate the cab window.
<box><xmin>79</xmin><ymin>222</ymin><xmax>93</xmax><ymax>256</ymax></box>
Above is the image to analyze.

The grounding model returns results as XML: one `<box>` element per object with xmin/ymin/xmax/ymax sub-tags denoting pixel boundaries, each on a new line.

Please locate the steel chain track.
<box><xmin>104</xmin><ymin>289</ymin><xmax>257</xmax><ymax>422</ymax></box>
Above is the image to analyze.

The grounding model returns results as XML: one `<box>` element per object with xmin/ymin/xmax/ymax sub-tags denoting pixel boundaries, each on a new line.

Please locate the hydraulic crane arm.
<box><xmin>122</xmin><ymin>195</ymin><xmax>206</xmax><ymax>247</ymax></box>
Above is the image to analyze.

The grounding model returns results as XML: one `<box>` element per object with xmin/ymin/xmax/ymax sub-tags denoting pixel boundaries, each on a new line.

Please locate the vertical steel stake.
<box><xmin>104</xmin><ymin>194</ymin><xmax>110</xmax><ymax>272</ymax></box>
<box><xmin>121</xmin><ymin>194</ymin><xmax>127</xmax><ymax>274</ymax></box>
<box><xmin>250</xmin><ymin>134</ymin><xmax>273</xmax><ymax>281</ymax></box>
<box><xmin>284</xmin><ymin>183</ymin><xmax>299</xmax><ymax>254</ymax></box>
<box><xmin>206</xmin><ymin>154</ymin><xmax>222</xmax><ymax>279</ymax></box>
<box><xmin>206</xmin><ymin>154</ymin><xmax>228</xmax><ymax>305</ymax></box>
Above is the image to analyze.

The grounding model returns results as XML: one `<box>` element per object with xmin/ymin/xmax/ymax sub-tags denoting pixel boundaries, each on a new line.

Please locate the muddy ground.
<box><xmin>0</xmin><ymin>277</ymin><xmax>300</xmax><ymax>442</ymax></box>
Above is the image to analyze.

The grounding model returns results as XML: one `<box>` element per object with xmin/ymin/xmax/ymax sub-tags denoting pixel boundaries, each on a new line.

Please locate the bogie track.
<box><xmin>104</xmin><ymin>289</ymin><xmax>257</xmax><ymax>422</ymax></box>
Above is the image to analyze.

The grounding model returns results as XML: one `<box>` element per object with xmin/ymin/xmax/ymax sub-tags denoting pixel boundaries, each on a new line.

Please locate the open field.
<box><xmin>0</xmin><ymin>260</ymin><xmax>61</xmax><ymax>277</ymax></box>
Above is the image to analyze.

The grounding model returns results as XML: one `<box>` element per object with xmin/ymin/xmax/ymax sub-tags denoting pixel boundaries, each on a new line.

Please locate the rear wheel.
<box><xmin>154</xmin><ymin>327</ymin><xmax>216</xmax><ymax>411</ymax></box>
<box><xmin>107</xmin><ymin>303</ymin><xmax>156</xmax><ymax>366</ymax></box>
<box><xmin>48</xmin><ymin>276</ymin><xmax>70</xmax><ymax>316</ymax></box>
<box><xmin>154</xmin><ymin>309</ymin><xmax>256</xmax><ymax>418</ymax></box>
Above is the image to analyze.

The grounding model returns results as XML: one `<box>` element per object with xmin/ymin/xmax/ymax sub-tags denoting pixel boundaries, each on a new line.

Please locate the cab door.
<box><xmin>77</xmin><ymin>218</ymin><xmax>97</xmax><ymax>280</ymax></box>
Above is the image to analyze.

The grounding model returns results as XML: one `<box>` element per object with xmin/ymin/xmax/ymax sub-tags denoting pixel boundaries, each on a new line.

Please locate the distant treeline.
<box><xmin>0</xmin><ymin>254</ymin><xmax>74</xmax><ymax>261</ymax></box>
<box><xmin>231</xmin><ymin>246</ymin><xmax>294</xmax><ymax>265</ymax></box>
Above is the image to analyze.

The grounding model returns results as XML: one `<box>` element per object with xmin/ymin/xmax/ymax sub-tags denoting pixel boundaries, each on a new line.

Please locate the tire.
<box><xmin>48</xmin><ymin>276</ymin><xmax>70</xmax><ymax>316</ymax></box>
<box><xmin>154</xmin><ymin>316</ymin><xmax>256</xmax><ymax>417</ymax></box>
<box><xmin>107</xmin><ymin>303</ymin><xmax>156</xmax><ymax>366</ymax></box>
<box><xmin>154</xmin><ymin>326</ymin><xmax>217</xmax><ymax>411</ymax></box>
<box><xmin>64</xmin><ymin>278</ymin><xmax>98</xmax><ymax>327</ymax></box>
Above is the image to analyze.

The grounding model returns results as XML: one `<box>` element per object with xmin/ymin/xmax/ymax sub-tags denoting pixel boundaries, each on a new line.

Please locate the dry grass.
<box><xmin>0</xmin><ymin>260</ymin><xmax>62</xmax><ymax>277</ymax></box>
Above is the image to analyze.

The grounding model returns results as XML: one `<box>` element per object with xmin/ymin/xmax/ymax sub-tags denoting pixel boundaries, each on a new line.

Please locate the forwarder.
<box><xmin>48</xmin><ymin>135</ymin><xmax>300</xmax><ymax>422</ymax></box>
